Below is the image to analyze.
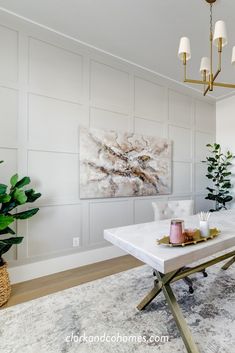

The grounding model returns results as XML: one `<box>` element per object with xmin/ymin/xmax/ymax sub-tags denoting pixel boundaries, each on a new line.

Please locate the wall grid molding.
<box><xmin>0</xmin><ymin>9</ymin><xmax>216</xmax><ymax>280</ymax></box>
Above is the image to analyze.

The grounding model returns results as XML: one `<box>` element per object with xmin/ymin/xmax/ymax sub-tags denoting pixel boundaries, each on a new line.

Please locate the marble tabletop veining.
<box><xmin>104</xmin><ymin>209</ymin><xmax>235</xmax><ymax>273</ymax></box>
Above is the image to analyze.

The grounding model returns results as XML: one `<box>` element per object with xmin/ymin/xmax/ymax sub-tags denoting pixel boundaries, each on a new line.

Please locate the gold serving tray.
<box><xmin>157</xmin><ymin>228</ymin><xmax>220</xmax><ymax>247</ymax></box>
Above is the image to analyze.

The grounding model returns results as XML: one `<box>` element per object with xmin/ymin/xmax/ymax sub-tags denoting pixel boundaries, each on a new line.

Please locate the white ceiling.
<box><xmin>0</xmin><ymin>0</ymin><xmax>235</xmax><ymax>99</ymax></box>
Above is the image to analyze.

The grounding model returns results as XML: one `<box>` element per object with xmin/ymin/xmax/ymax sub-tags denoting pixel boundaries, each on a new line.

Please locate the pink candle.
<box><xmin>170</xmin><ymin>219</ymin><xmax>185</xmax><ymax>244</ymax></box>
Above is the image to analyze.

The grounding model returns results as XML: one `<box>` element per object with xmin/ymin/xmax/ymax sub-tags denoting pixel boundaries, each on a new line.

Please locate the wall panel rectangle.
<box><xmin>0</xmin><ymin>24</ymin><xmax>18</xmax><ymax>82</ymax></box>
<box><xmin>29</xmin><ymin>38</ymin><xmax>83</xmax><ymax>101</ymax></box>
<box><xmin>195</xmin><ymin>100</ymin><xmax>215</xmax><ymax>132</ymax></box>
<box><xmin>28</xmin><ymin>93</ymin><xmax>85</xmax><ymax>153</ymax></box>
<box><xmin>134</xmin><ymin>76</ymin><xmax>166</xmax><ymax>121</ymax></box>
<box><xmin>169</xmin><ymin>125</ymin><xmax>192</xmax><ymax>161</ymax></box>
<box><xmin>90</xmin><ymin>107</ymin><xmax>131</xmax><ymax>131</ymax></box>
<box><xmin>169</xmin><ymin>90</ymin><xmax>193</xmax><ymax>127</ymax></box>
<box><xmin>0</xmin><ymin>87</ymin><xmax>18</xmax><ymax>147</ymax></box>
<box><xmin>173</xmin><ymin>162</ymin><xmax>192</xmax><ymax>195</ymax></box>
<box><xmin>195</xmin><ymin>131</ymin><xmax>214</xmax><ymax>162</ymax></box>
<box><xmin>90</xmin><ymin>61</ymin><xmax>130</xmax><ymax>114</ymax></box>
<box><xmin>28</xmin><ymin>150</ymin><xmax>79</xmax><ymax>205</ymax></box>
<box><xmin>28</xmin><ymin>204</ymin><xmax>82</xmax><ymax>256</ymax></box>
<box><xmin>134</xmin><ymin>117</ymin><xmax>167</xmax><ymax>138</ymax></box>
<box><xmin>89</xmin><ymin>200</ymin><xmax>133</xmax><ymax>245</ymax></box>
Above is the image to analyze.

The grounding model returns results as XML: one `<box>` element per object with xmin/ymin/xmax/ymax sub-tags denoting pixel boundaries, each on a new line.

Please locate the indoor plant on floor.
<box><xmin>0</xmin><ymin>160</ymin><xmax>41</xmax><ymax>306</ymax></box>
<box><xmin>202</xmin><ymin>143</ymin><xmax>234</xmax><ymax>212</ymax></box>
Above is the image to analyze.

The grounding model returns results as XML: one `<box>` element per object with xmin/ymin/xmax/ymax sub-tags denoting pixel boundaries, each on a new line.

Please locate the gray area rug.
<box><xmin>0</xmin><ymin>263</ymin><xmax>234</xmax><ymax>353</ymax></box>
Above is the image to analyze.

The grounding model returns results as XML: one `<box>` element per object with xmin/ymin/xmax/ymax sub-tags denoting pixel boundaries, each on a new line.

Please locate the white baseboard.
<box><xmin>8</xmin><ymin>246</ymin><xmax>126</xmax><ymax>284</ymax></box>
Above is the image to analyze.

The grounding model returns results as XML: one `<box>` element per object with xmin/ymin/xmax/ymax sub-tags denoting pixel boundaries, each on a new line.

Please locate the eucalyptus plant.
<box><xmin>0</xmin><ymin>161</ymin><xmax>41</xmax><ymax>266</ymax></box>
<box><xmin>202</xmin><ymin>143</ymin><xmax>234</xmax><ymax>212</ymax></box>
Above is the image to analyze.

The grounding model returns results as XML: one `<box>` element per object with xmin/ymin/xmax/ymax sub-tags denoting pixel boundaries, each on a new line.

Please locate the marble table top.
<box><xmin>104</xmin><ymin>209</ymin><xmax>235</xmax><ymax>273</ymax></box>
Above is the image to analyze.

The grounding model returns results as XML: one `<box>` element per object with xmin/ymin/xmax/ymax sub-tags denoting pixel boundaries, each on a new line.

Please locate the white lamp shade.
<box><xmin>178</xmin><ymin>37</ymin><xmax>191</xmax><ymax>61</ymax></box>
<box><xmin>232</xmin><ymin>46</ymin><xmax>235</xmax><ymax>65</ymax></box>
<box><xmin>200</xmin><ymin>57</ymin><xmax>210</xmax><ymax>75</ymax></box>
<box><xmin>213</xmin><ymin>20</ymin><xmax>228</xmax><ymax>47</ymax></box>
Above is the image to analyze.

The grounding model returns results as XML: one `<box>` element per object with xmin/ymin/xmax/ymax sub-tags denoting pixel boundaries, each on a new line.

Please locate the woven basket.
<box><xmin>0</xmin><ymin>261</ymin><xmax>11</xmax><ymax>307</ymax></box>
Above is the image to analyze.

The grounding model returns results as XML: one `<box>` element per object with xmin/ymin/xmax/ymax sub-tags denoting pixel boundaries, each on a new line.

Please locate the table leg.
<box><xmin>137</xmin><ymin>279</ymin><xmax>162</xmax><ymax>311</ymax></box>
<box><xmin>162</xmin><ymin>282</ymin><xmax>200</xmax><ymax>353</ymax></box>
<box><xmin>136</xmin><ymin>251</ymin><xmax>235</xmax><ymax>353</ymax></box>
<box><xmin>222</xmin><ymin>256</ymin><xmax>235</xmax><ymax>270</ymax></box>
<box><xmin>137</xmin><ymin>270</ymin><xmax>179</xmax><ymax>311</ymax></box>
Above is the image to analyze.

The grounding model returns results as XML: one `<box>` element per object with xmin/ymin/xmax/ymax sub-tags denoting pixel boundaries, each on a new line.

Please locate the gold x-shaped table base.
<box><xmin>222</xmin><ymin>256</ymin><xmax>235</xmax><ymax>270</ymax></box>
<box><xmin>137</xmin><ymin>250</ymin><xmax>235</xmax><ymax>353</ymax></box>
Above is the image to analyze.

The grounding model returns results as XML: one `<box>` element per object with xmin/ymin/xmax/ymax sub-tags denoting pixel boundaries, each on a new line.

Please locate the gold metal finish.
<box><xmin>203</xmin><ymin>70</ymin><xmax>207</xmax><ymax>82</ymax></box>
<box><xmin>222</xmin><ymin>256</ymin><xmax>235</xmax><ymax>270</ymax></box>
<box><xmin>218</xmin><ymin>38</ymin><xmax>223</xmax><ymax>53</ymax></box>
<box><xmin>181</xmin><ymin>0</ymin><xmax>235</xmax><ymax>96</ymax></box>
<box><xmin>185</xmin><ymin>79</ymin><xmax>210</xmax><ymax>85</ymax></box>
<box><xmin>204</xmin><ymin>85</ymin><xmax>210</xmax><ymax>96</ymax></box>
<box><xmin>136</xmin><ymin>280</ymin><xmax>162</xmax><ymax>311</ymax></box>
<box><xmin>172</xmin><ymin>250</ymin><xmax>235</xmax><ymax>282</ymax></box>
<box><xmin>209</xmin><ymin>73</ymin><xmax>213</xmax><ymax>91</ymax></box>
<box><xmin>210</xmin><ymin>32</ymin><xmax>213</xmax><ymax>84</ymax></box>
<box><xmin>213</xmin><ymin>81</ymin><xmax>235</xmax><ymax>88</ymax></box>
<box><xmin>157</xmin><ymin>228</ymin><xmax>220</xmax><ymax>247</ymax></box>
<box><xmin>213</xmin><ymin>68</ymin><xmax>221</xmax><ymax>82</ymax></box>
<box><xmin>160</xmin><ymin>282</ymin><xmax>200</xmax><ymax>353</ymax></box>
<box><xmin>137</xmin><ymin>249</ymin><xmax>235</xmax><ymax>353</ymax></box>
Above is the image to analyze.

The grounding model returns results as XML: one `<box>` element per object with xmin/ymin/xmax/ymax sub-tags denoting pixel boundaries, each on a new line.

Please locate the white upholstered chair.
<box><xmin>152</xmin><ymin>199</ymin><xmax>207</xmax><ymax>293</ymax></box>
<box><xmin>152</xmin><ymin>200</ymin><xmax>194</xmax><ymax>221</ymax></box>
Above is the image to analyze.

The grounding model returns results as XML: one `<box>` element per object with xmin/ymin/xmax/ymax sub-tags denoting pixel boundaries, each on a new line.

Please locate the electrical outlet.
<box><xmin>73</xmin><ymin>237</ymin><xmax>80</xmax><ymax>247</ymax></box>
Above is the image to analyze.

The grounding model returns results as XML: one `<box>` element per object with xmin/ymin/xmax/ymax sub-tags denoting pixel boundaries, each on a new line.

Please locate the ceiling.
<box><xmin>0</xmin><ymin>0</ymin><xmax>235</xmax><ymax>99</ymax></box>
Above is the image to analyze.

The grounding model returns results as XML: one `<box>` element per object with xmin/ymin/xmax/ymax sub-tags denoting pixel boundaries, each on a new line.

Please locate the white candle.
<box><xmin>200</xmin><ymin>220</ymin><xmax>210</xmax><ymax>238</ymax></box>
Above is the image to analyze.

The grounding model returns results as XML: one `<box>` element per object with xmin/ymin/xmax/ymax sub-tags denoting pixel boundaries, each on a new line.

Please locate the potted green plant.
<box><xmin>0</xmin><ymin>160</ymin><xmax>41</xmax><ymax>306</ymax></box>
<box><xmin>202</xmin><ymin>143</ymin><xmax>234</xmax><ymax>212</ymax></box>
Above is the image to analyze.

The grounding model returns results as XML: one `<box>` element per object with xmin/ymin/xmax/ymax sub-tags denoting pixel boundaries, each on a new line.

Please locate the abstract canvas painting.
<box><xmin>79</xmin><ymin>127</ymin><xmax>172</xmax><ymax>199</ymax></box>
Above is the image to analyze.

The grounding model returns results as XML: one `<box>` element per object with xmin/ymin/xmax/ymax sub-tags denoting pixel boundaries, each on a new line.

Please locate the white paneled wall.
<box><xmin>217</xmin><ymin>96</ymin><xmax>235</xmax><ymax>209</ymax></box>
<box><xmin>0</xmin><ymin>11</ymin><xmax>216</xmax><ymax>269</ymax></box>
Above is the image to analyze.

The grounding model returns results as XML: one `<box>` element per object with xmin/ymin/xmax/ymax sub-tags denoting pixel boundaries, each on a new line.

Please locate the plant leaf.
<box><xmin>0</xmin><ymin>243</ymin><xmax>12</xmax><ymax>258</ymax></box>
<box><xmin>206</xmin><ymin>187</ymin><xmax>214</xmax><ymax>193</ymax></box>
<box><xmin>0</xmin><ymin>214</ymin><xmax>14</xmax><ymax>231</ymax></box>
<box><xmin>0</xmin><ymin>194</ymin><xmax>11</xmax><ymax>203</ymax></box>
<box><xmin>0</xmin><ymin>237</ymin><xmax>23</xmax><ymax>245</ymax></box>
<box><xmin>10</xmin><ymin>174</ymin><xmax>18</xmax><ymax>187</ymax></box>
<box><xmin>1</xmin><ymin>200</ymin><xmax>17</xmax><ymax>214</ymax></box>
<box><xmin>0</xmin><ymin>184</ymin><xmax>7</xmax><ymax>195</ymax></box>
<box><xmin>13</xmin><ymin>188</ymin><xmax>27</xmax><ymax>204</ymax></box>
<box><xmin>13</xmin><ymin>208</ymin><xmax>39</xmax><ymax>220</ymax></box>
<box><xmin>25</xmin><ymin>189</ymin><xmax>41</xmax><ymax>203</ymax></box>
<box><xmin>0</xmin><ymin>227</ymin><xmax>15</xmax><ymax>235</ymax></box>
<box><xmin>15</xmin><ymin>176</ymin><xmax>31</xmax><ymax>188</ymax></box>
<box><xmin>0</xmin><ymin>237</ymin><xmax>23</xmax><ymax>258</ymax></box>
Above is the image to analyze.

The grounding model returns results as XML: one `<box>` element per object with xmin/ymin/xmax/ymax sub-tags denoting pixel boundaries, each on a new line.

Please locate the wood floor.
<box><xmin>2</xmin><ymin>255</ymin><xmax>143</xmax><ymax>309</ymax></box>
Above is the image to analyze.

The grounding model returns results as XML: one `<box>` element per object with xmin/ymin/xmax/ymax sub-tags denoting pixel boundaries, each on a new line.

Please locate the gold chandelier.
<box><xmin>178</xmin><ymin>0</ymin><xmax>235</xmax><ymax>96</ymax></box>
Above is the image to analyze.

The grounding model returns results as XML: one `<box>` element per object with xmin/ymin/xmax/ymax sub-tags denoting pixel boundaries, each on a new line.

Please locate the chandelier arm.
<box><xmin>213</xmin><ymin>49</ymin><xmax>222</xmax><ymax>83</ymax></box>
<box><xmin>184</xmin><ymin>61</ymin><xmax>187</xmax><ymax>81</ymax></box>
<box><xmin>218</xmin><ymin>48</ymin><xmax>222</xmax><ymax>71</ymax></box>
<box><xmin>204</xmin><ymin>85</ymin><xmax>210</xmax><ymax>96</ymax></box>
<box><xmin>185</xmin><ymin>79</ymin><xmax>235</xmax><ymax>89</ymax></box>
<box><xmin>213</xmin><ymin>82</ymin><xmax>235</xmax><ymax>89</ymax></box>
<box><xmin>213</xmin><ymin>69</ymin><xmax>221</xmax><ymax>82</ymax></box>
<box><xmin>184</xmin><ymin>79</ymin><xmax>210</xmax><ymax>85</ymax></box>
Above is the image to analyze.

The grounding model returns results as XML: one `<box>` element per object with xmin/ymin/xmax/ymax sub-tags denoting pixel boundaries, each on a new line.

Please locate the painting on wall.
<box><xmin>79</xmin><ymin>127</ymin><xmax>172</xmax><ymax>199</ymax></box>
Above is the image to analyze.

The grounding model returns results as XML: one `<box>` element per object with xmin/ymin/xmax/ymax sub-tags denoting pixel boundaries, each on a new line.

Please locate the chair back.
<box><xmin>152</xmin><ymin>200</ymin><xmax>194</xmax><ymax>221</ymax></box>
